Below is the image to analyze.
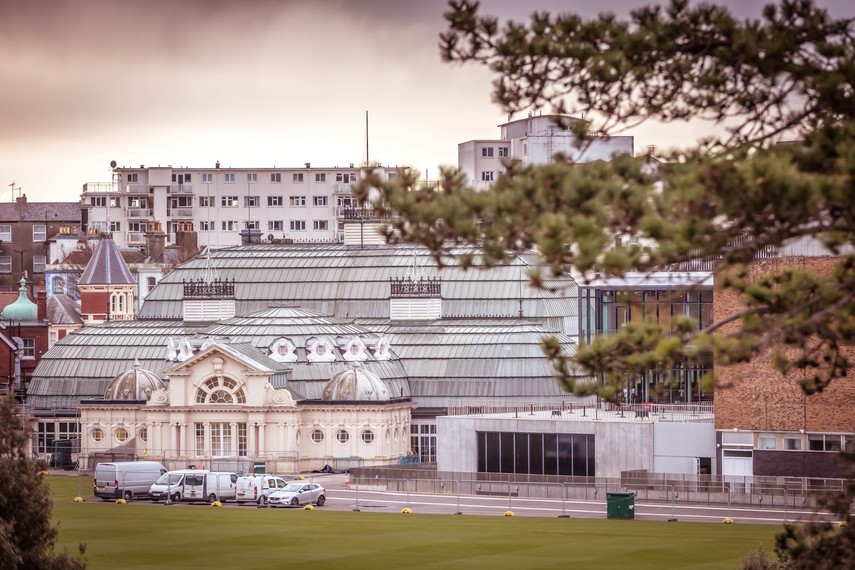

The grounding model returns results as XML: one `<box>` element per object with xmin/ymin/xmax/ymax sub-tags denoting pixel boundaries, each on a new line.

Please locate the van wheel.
<box><xmin>123</xmin><ymin>491</ymin><xmax>133</xmax><ymax>501</ymax></box>
<box><xmin>257</xmin><ymin>495</ymin><xmax>267</xmax><ymax>506</ymax></box>
<box><xmin>208</xmin><ymin>494</ymin><xmax>217</xmax><ymax>503</ymax></box>
<box><xmin>171</xmin><ymin>493</ymin><xmax>181</xmax><ymax>503</ymax></box>
<box><xmin>316</xmin><ymin>495</ymin><xmax>325</xmax><ymax>506</ymax></box>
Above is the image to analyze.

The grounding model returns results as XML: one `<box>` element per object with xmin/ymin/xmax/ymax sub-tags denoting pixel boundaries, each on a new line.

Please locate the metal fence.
<box><xmin>350</xmin><ymin>466</ymin><xmax>849</xmax><ymax>511</ymax></box>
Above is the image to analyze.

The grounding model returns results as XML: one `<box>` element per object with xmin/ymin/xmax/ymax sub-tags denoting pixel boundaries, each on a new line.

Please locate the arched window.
<box><xmin>195</xmin><ymin>377</ymin><xmax>246</xmax><ymax>404</ymax></box>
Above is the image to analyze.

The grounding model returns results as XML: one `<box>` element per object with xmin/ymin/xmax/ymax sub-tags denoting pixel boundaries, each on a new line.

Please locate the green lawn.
<box><xmin>49</xmin><ymin>475</ymin><xmax>778</xmax><ymax>570</ymax></box>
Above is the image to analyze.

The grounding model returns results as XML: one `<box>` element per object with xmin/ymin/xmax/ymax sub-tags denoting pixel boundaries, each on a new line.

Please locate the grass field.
<box><xmin>48</xmin><ymin>475</ymin><xmax>778</xmax><ymax>570</ymax></box>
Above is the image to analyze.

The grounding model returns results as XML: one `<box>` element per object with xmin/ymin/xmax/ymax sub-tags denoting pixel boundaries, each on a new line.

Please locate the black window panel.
<box><xmin>477</xmin><ymin>432</ymin><xmax>486</xmax><ymax>472</ymax></box>
<box><xmin>529</xmin><ymin>433</ymin><xmax>544</xmax><ymax>475</ymax></box>
<box><xmin>486</xmin><ymin>432</ymin><xmax>501</xmax><ymax>472</ymax></box>
<box><xmin>500</xmin><ymin>432</ymin><xmax>515</xmax><ymax>473</ymax></box>
<box><xmin>544</xmin><ymin>433</ymin><xmax>558</xmax><ymax>475</ymax></box>
<box><xmin>514</xmin><ymin>433</ymin><xmax>529</xmax><ymax>474</ymax></box>
<box><xmin>557</xmin><ymin>434</ymin><xmax>574</xmax><ymax>475</ymax></box>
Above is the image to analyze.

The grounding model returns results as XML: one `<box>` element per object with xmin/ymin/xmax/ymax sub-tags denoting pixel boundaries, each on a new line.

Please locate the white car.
<box><xmin>268</xmin><ymin>482</ymin><xmax>326</xmax><ymax>507</ymax></box>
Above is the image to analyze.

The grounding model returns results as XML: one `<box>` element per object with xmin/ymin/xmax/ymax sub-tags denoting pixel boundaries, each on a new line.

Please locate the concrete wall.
<box><xmin>437</xmin><ymin>415</ymin><xmax>655</xmax><ymax>478</ymax></box>
<box><xmin>653</xmin><ymin>422</ymin><xmax>716</xmax><ymax>474</ymax></box>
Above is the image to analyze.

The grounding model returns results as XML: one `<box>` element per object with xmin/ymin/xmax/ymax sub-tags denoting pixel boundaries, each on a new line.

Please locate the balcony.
<box><xmin>82</xmin><ymin>182</ymin><xmax>115</xmax><ymax>193</ymax></box>
<box><xmin>126</xmin><ymin>232</ymin><xmax>145</xmax><ymax>245</ymax></box>
<box><xmin>333</xmin><ymin>183</ymin><xmax>352</xmax><ymax>194</ymax></box>
<box><xmin>167</xmin><ymin>208</ymin><xmax>194</xmax><ymax>218</ymax></box>
<box><xmin>123</xmin><ymin>184</ymin><xmax>149</xmax><ymax>195</ymax></box>
<box><xmin>168</xmin><ymin>184</ymin><xmax>194</xmax><ymax>194</ymax></box>
<box><xmin>126</xmin><ymin>208</ymin><xmax>151</xmax><ymax>219</ymax></box>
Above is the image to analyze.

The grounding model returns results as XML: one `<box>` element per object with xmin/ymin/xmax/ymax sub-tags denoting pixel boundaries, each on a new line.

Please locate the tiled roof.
<box><xmin>78</xmin><ymin>236</ymin><xmax>136</xmax><ymax>285</ymax></box>
<box><xmin>0</xmin><ymin>201</ymin><xmax>80</xmax><ymax>223</ymax></box>
<box><xmin>46</xmin><ymin>294</ymin><xmax>82</xmax><ymax>325</ymax></box>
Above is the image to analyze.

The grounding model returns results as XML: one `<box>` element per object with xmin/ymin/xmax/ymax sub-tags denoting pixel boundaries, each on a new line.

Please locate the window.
<box><xmin>20</xmin><ymin>338</ymin><xmax>35</xmax><ymax>358</ymax></box>
<box><xmin>271</xmin><ymin>173</ymin><xmax>281</xmax><ymax>183</ymax></box>
<box><xmin>498</xmin><ymin>147</ymin><xmax>509</xmax><ymax>158</ymax></box>
<box><xmin>247</xmin><ymin>173</ymin><xmax>257</xmax><ymax>183</ymax></box>
<box><xmin>115</xmin><ymin>427</ymin><xmax>129</xmax><ymax>444</ymax></box>
<box><xmin>170</xmin><ymin>196</ymin><xmax>192</xmax><ymax>209</ymax></box>
<box><xmin>222</xmin><ymin>221</ymin><xmax>238</xmax><ymax>231</ymax></box>
<box><xmin>202</xmin><ymin>173</ymin><xmax>213</xmax><ymax>183</ymax></box>
<box><xmin>335</xmin><ymin>173</ymin><xmax>356</xmax><ymax>182</ymax></box>
<box><xmin>127</xmin><ymin>173</ymin><xmax>139</xmax><ymax>183</ymax></box>
<box><xmin>758</xmin><ymin>435</ymin><xmax>776</xmax><ymax>450</ymax></box>
<box><xmin>224</xmin><ymin>173</ymin><xmax>235</xmax><ymax>183</ymax></box>
<box><xmin>91</xmin><ymin>196</ymin><xmax>106</xmax><ymax>207</ymax></box>
<box><xmin>128</xmin><ymin>222</ymin><xmax>147</xmax><ymax>233</ymax></box>
<box><xmin>783</xmin><ymin>437</ymin><xmax>802</xmax><ymax>451</ymax></box>
<box><xmin>289</xmin><ymin>196</ymin><xmax>306</xmax><ymax>207</ymax></box>
<box><xmin>109</xmin><ymin>221</ymin><xmax>121</xmax><ymax>232</ymax></box>
<box><xmin>238</xmin><ymin>423</ymin><xmax>247</xmax><ymax>456</ymax></box>
<box><xmin>199</xmin><ymin>196</ymin><xmax>213</xmax><ymax>207</ymax></box>
<box><xmin>311</xmin><ymin>429</ymin><xmax>324</xmax><ymax>444</ymax></box>
<box><xmin>290</xmin><ymin>220</ymin><xmax>306</xmax><ymax>231</ymax></box>
<box><xmin>313</xmin><ymin>196</ymin><xmax>327</xmax><ymax>207</ymax></box>
<box><xmin>0</xmin><ymin>225</ymin><xmax>10</xmax><ymax>241</ymax></box>
<box><xmin>195</xmin><ymin>377</ymin><xmax>246</xmax><ymax>404</ymax></box>
<box><xmin>362</xmin><ymin>430</ymin><xmax>374</xmax><ymax>445</ymax></box>
<box><xmin>808</xmin><ymin>434</ymin><xmax>844</xmax><ymax>452</ymax></box>
<box><xmin>336</xmin><ymin>429</ymin><xmax>350</xmax><ymax>444</ymax></box>
<box><xmin>146</xmin><ymin>276</ymin><xmax>156</xmax><ymax>290</ymax></box>
<box><xmin>222</xmin><ymin>196</ymin><xmax>238</xmax><ymax>207</ymax></box>
<box><xmin>128</xmin><ymin>197</ymin><xmax>147</xmax><ymax>208</ymax></box>
<box><xmin>315</xmin><ymin>173</ymin><xmax>326</xmax><ymax>182</ymax></box>
<box><xmin>195</xmin><ymin>423</ymin><xmax>205</xmax><ymax>455</ymax></box>
<box><xmin>481</xmin><ymin>171</ymin><xmax>494</xmax><ymax>182</ymax></box>
<box><xmin>337</xmin><ymin>196</ymin><xmax>354</xmax><ymax>208</ymax></box>
<box><xmin>245</xmin><ymin>221</ymin><xmax>260</xmax><ymax>230</ymax></box>
<box><xmin>244</xmin><ymin>196</ymin><xmax>259</xmax><ymax>207</ymax></box>
<box><xmin>481</xmin><ymin>147</ymin><xmax>494</xmax><ymax>158</ymax></box>
<box><xmin>388</xmin><ymin>172</ymin><xmax>397</xmax><ymax>181</ymax></box>
<box><xmin>199</xmin><ymin>221</ymin><xmax>213</xmax><ymax>231</ymax></box>
<box><xmin>268</xmin><ymin>221</ymin><xmax>283</xmax><ymax>231</ymax></box>
<box><xmin>210</xmin><ymin>423</ymin><xmax>232</xmax><ymax>455</ymax></box>
<box><xmin>477</xmin><ymin>431</ymin><xmax>595</xmax><ymax>476</ymax></box>
<box><xmin>268</xmin><ymin>196</ymin><xmax>283</xmax><ymax>207</ymax></box>
<box><xmin>0</xmin><ymin>256</ymin><xmax>11</xmax><ymax>273</ymax></box>
<box><xmin>293</xmin><ymin>173</ymin><xmax>304</xmax><ymax>183</ymax></box>
<box><xmin>110</xmin><ymin>196</ymin><xmax>121</xmax><ymax>208</ymax></box>
<box><xmin>313</xmin><ymin>220</ymin><xmax>328</xmax><ymax>231</ymax></box>
<box><xmin>523</xmin><ymin>143</ymin><xmax>528</xmax><ymax>155</ymax></box>
<box><xmin>36</xmin><ymin>421</ymin><xmax>78</xmax><ymax>454</ymax></box>
<box><xmin>33</xmin><ymin>255</ymin><xmax>46</xmax><ymax>273</ymax></box>
<box><xmin>91</xmin><ymin>427</ymin><xmax>104</xmax><ymax>443</ymax></box>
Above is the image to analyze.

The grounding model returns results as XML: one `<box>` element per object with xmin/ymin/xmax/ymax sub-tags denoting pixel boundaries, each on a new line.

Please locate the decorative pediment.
<box><xmin>269</xmin><ymin>337</ymin><xmax>298</xmax><ymax>363</ymax></box>
<box><xmin>306</xmin><ymin>337</ymin><xmax>336</xmax><ymax>363</ymax></box>
<box><xmin>343</xmin><ymin>336</ymin><xmax>368</xmax><ymax>362</ymax></box>
<box><xmin>373</xmin><ymin>336</ymin><xmax>392</xmax><ymax>361</ymax></box>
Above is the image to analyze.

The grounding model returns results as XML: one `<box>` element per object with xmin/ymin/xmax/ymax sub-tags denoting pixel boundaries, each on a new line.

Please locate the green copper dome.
<box><xmin>1</xmin><ymin>277</ymin><xmax>38</xmax><ymax>322</ymax></box>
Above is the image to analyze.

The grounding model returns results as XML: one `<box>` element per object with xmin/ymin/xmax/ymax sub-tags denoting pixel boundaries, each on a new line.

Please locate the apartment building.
<box><xmin>81</xmin><ymin>163</ymin><xmax>401</xmax><ymax>250</ymax></box>
<box><xmin>458</xmin><ymin>114</ymin><xmax>634</xmax><ymax>189</ymax></box>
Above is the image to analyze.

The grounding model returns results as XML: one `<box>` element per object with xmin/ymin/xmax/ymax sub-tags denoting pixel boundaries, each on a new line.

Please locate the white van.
<box><xmin>149</xmin><ymin>470</ymin><xmax>237</xmax><ymax>503</ymax></box>
<box><xmin>235</xmin><ymin>474</ymin><xmax>288</xmax><ymax>505</ymax></box>
<box><xmin>94</xmin><ymin>461</ymin><xmax>167</xmax><ymax>501</ymax></box>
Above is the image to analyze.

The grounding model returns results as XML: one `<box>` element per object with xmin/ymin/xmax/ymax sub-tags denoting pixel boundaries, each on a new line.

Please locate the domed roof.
<box><xmin>1</xmin><ymin>277</ymin><xmax>38</xmax><ymax>322</ymax></box>
<box><xmin>104</xmin><ymin>359</ymin><xmax>165</xmax><ymax>400</ymax></box>
<box><xmin>322</xmin><ymin>362</ymin><xmax>390</xmax><ymax>401</ymax></box>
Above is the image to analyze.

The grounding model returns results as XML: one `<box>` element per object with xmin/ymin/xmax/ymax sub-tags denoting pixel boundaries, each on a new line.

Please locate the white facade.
<box><xmin>459</xmin><ymin>115</ymin><xmax>634</xmax><ymax>189</ymax></box>
<box><xmin>79</xmin><ymin>343</ymin><xmax>413</xmax><ymax>472</ymax></box>
<box><xmin>82</xmin><ymin>164</ymin><xmax>401</xmax><ymax>249</ymax></box>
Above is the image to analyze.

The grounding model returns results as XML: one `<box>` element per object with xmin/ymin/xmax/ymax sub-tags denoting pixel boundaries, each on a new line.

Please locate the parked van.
<box><xmin>149</xmin><ymin>470</ymin><xmax>237</xmax><ymax>503</ymax></box>
<box><xmin>94</xmin><ymin>461</ymin><xmax>167</xmax><ymax>501</ymax></box>
<box><xmin>235</xmin><ymin>474</ymin><xmax>288</xmax><ymax>505</ymax></box>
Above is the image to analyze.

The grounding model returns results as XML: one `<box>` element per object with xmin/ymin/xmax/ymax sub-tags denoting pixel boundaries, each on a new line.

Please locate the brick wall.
<box><xmin>714</xmin><ymin>257</ymin><xmax>855</xmax><ymax>433</ymax></box>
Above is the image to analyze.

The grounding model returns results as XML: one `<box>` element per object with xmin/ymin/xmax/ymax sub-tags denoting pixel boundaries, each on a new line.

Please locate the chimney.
<box><xmin>174</xmin><ymin>222</ymin><xmax>198</xmax><ymax>257</ymax></box>
<box><xmin>238</xmin><ymin>228</ymin><xmax>262</xmax><ymax>246</ymax></box>
<box><xmin>15</xmin><ymin>194</ymin><xmax>27</xmax><ymax>217</ymax></box>
<box><xmin>36</xmin><ymin>283</ymin><xmax>47</xmax><ymax>322</ymax></box>
<box><xmin>145</xmin><ymin>221</ymin><xmax>167</xmax><ymax>260</ymax></box>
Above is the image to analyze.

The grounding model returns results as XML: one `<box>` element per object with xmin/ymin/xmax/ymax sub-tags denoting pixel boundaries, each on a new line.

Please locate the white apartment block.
<box><xmin>459</xmin><ymin>115</ymin><xmax>634</xmax><ymax>189</ymax></box>
<box><xmin>81</xmin><ymin>163</ymin><xmax>401</xmax><ymax>249</ymax></box>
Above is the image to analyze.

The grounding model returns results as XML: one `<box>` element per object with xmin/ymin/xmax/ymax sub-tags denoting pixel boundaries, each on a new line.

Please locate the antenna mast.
<box><xmin>365</xmin><ymin>110</ymin><xmax>369</xmax><ymax>166</ymax></box>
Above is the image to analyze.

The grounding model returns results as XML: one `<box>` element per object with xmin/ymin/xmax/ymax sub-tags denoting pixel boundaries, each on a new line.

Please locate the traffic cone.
<box><xmin>343</xmin><ymin>473</ymin><xmax>350</xmax><ymax>488</ymax></box>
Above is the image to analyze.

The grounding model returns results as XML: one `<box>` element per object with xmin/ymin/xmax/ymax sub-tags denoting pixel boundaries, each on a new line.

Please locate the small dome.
<box><xmin>322</xmin><ymin>362</ymin><xmax>390</xmax><ymax>401</ymax></box>
<box><xmin>104</xmin><ymin>359</ymin><xmax>165</xmax><ymax>400</ymax></box>
<box><xmin>1</xmin><ymin>277</ymin><xmax>38</xmax><ymax>322</ymax></box>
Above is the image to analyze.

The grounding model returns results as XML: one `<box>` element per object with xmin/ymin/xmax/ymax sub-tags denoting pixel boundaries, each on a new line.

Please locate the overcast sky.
<box><xmin>1</xmin><ymin>0</ymin><xmax>852</xmax><ymax>203</ymax></box>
